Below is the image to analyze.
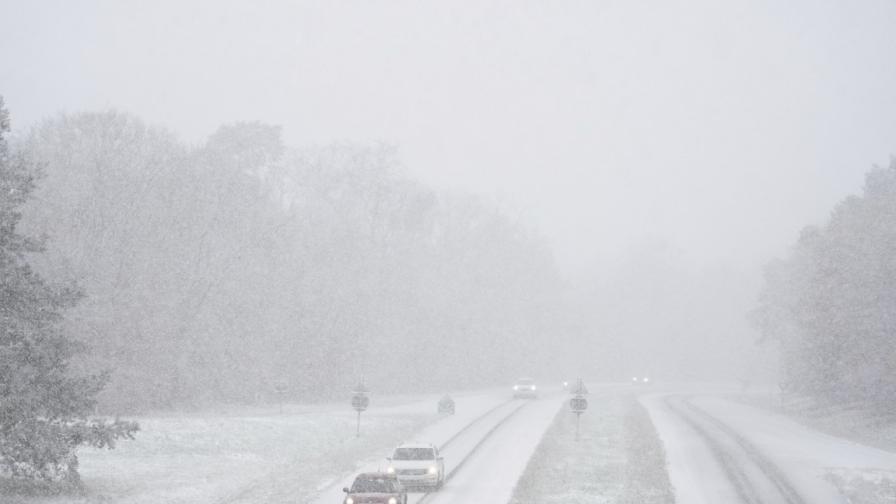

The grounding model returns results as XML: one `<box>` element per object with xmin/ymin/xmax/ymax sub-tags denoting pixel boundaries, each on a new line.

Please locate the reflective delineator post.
<box><xmin>569</xmin><ymin>382</ymin><xmax>588</xmax><ymax>441</ymax></box>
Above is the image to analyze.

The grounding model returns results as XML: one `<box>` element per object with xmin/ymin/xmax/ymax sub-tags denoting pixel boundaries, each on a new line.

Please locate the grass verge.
<box><xmin>509</xmin><ymin>392</ymin><xmax>674</xmax><ymax>504</ymax></box>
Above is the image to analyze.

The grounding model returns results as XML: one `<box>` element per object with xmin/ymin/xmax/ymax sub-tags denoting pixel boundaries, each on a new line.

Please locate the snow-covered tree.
<box><xmin>17</xmin><ymin>109</ymin><xmax>573</xmax><ymax>410</ymax></box>
<box><xmin>756</xmin><ymin>158</ymin><xmax>896</xmax><ymax>407</ymax></box>
<box><xmin>0</xmin><ymin>97</ymin><xmax>137</xmax><ymax>484</ymax></box>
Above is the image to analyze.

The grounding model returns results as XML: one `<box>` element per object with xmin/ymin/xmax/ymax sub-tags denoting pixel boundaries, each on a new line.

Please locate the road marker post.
<box><xmin>569</xmin><ymin>378</ymin><xmax>588</xmax><ymax>441</ymax></box>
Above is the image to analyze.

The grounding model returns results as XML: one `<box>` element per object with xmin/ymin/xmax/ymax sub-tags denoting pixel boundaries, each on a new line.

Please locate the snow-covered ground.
<box><xmin>510</xmin><ymin>386</ymin><xmax>673</xmax><ymax>504</ymax></box>
<box><xmin>7</xmin><ymin>387</ymin><xmax>568</xmax><ymax>504</ymax></box>
<box><xmin>20</xmin><ymin>383</ymin><xmax>896</xmax><ymax>504</ymax></box>
<box><xmin>6</xmin><ymin>393</ymin><xmax>472</xmax><ymax>504</ymax></box>
<box><xmin>643</xmin><ymin>389</ymin><xmax>896</xmax><ymax>503</ymax></box>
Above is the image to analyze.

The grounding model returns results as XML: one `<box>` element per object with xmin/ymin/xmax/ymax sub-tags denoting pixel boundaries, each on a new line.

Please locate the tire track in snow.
<box><xmin>215</xmin><ymin>397</ymin><xmax>523</xmax><ymax>504</ymax></box>
<box><xmin>663</xmin><ymin>395</ymin><xmax>806</xmax><ymax>504</ymax></box>
<box><xmin>413</xmin><ymin>398</ymin><xmax>544</xmax><ymax>504</ymax></box>
<box><xmin>437</xmin><ymin>398</ymin><xmax>519</xmax><ymax>450</ymax></box>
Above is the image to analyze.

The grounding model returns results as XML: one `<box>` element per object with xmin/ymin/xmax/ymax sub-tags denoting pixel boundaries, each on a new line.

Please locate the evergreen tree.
<box><xmin>0</xmin><ymin>97</ymin><xmax>137</xmax><ymax>485</ymax></box>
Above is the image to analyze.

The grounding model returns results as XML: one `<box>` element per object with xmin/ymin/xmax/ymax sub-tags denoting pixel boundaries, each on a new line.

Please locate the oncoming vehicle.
<box><xmin>632</xmin><ymin>376</ymin><xmax>650</xmax><ymax>385</ymax></box>
<box><xmin>342</xmin><ymin>472</ymin><xmax>407</xmax><ymax>504</ymax></box>
<box><xmin>513</xmin><ymin>377</ymin><xmax>537</xmax><ymax>398</ymax></box>
<box><xmin>386</xmin><ymin>443</ymin><xmax>445</xmax><ymax>490</ymax></box>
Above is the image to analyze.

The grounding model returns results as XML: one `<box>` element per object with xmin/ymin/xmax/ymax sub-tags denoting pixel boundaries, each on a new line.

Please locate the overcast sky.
<box><xmin>2</xmin><ymin>0</ymin><xmax>895</xmax><ymax>275</ymax></box>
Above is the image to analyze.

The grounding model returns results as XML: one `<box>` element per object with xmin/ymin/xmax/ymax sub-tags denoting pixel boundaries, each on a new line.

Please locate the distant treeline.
<box><xmin>17</xmin><ymin>111</ymin><xmax>575</xmax><ymax>412</ymax></box>
<box><xmin>755</xmin><ymin>158</ymin><xmax>896</xmax><ymax>408</ymax></box>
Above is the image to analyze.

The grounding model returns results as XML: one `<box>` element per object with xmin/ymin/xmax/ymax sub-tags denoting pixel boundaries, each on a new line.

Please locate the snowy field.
<box><xmin>11</xmin><ymin>384</ymin><xmax>896</xmax><ymax>504</ymax></box>
<box><xmin>6</xmin><ymin>392</ymin><xmax>497</xmax><ymax>504</ymax></box>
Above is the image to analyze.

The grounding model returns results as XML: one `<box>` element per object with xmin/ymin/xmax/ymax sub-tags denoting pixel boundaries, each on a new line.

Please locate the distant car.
<box><xmin>437</xmin><ymin>395</ymin><xmax>455</xmax><ymax>415</ymax></box>
<box><xmin>386</xmin><ymin>443</ymin><xmax>445</xmax><ymax>490</ymax></box>
<box><xmin>343</xmin><ymin>472</ymin><xmax>407</xmax><ymax>504</ymax></box>
<box><xmin>632</xmin><ymin>376</ymin><xmax>650</xmax><ymax>385</ymax></box>
<box><xmin>513</xmin><ymin>377</ymin><xmax>537</xmax><ymax>399</ymax></box>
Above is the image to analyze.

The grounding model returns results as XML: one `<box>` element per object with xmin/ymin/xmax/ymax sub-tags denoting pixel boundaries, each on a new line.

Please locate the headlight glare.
<box><xmin>428</xmin><ymin>465</ymin><xmax>438</xmax><ymax>474</ymax></box>
<box><xmin>345</xmin><ymin>498</ymin><xmax>354</xmax><ymax>504</ymax></box>
<box><xmin>388</xmin><ymin>498</ymin><xmax>397</xmax><ymax>504</ymax></box>
<box><xmin>386</xmin><ymin>466</ymin><xmax>395</xmax><ymax>474</ymax></box>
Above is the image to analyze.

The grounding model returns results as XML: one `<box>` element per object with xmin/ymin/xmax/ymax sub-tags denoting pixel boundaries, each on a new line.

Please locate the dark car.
<box><xmin>342</xmin><ymin>472</ymin><xmax>407</xmax><ymax>504</ymax></box>
<box><xmin>437</xmin><ymin>394</ymin><xmax>455</xmax><ymax>415</ymax></box>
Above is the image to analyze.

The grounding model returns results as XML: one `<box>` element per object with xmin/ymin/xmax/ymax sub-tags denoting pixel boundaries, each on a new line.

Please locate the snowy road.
<box><xmin>643</xmin><ymin>392</ymin><xmax>896</xmax><ymax>503</ymax></box>
<box><xmin>312</xmin><ymin>390</ymin><xmax>563</xmax><ymax>504</ymax></box>
<box><xmin>419</xmin><ymin>395</ymin><xmax>561</xmax><ymax>504</ymax></box>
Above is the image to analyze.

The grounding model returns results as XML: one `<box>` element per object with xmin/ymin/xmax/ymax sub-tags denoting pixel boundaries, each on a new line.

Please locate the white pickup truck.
<box><xmin>385</xmin><ymin>443</ymin><xmax>445</xmax><ymax>490</ymax></box>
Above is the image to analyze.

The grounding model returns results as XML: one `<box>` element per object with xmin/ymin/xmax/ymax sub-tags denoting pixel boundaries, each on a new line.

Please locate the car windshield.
<box><xmin>393</xmin><ymin>447</ymin><xmax>435</xmax><ymax>460</ymax></box>
<box><xmin>351</xmin><ymin>477</ymin><xmax>396</xmax><ymax>493</ymax></box>
<box><xmin>518</xmin><ymin>379</ymin><xmax>533</xmax><ymax>385</ymax></box>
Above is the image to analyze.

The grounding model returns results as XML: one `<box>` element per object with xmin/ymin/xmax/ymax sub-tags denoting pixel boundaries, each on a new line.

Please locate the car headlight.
<box><xmin>643</xmin><ymin>377</ymin><xmax>649</xmax><ymax>382</ymax></box>
<box><xmin>345</xmin><ymin>498</ymin><xmax>354</xmax><ymax>504</ymax></box>
<box><xmin>388</xmin><ymin>498</ymin><xmax>397</xmax><ymax>504</ymax></box>
<box><xmin>428</xmin><ymin>465</ymin><xmax>438</xmax><ymax>474</ymax></box>
<box><xmin>531</xmin><ymin>385</ymin><xmax>536</xmax><ymax>391</ymax></box>
<box><xmin>386</xmin><ymin>466</ymin><xmax>395</xmax><ymax>474</ymax></box>
<box><xmin>513</xmin><ymin>385</ymin><xmax>519</xmax><ymax>390</ymax></box>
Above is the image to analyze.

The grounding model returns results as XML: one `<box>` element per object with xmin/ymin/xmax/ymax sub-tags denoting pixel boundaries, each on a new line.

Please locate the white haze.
<box><xmin>2</xmin><ymin>0</ymin><xmax>896</xmax><ymax>382</ymax></box>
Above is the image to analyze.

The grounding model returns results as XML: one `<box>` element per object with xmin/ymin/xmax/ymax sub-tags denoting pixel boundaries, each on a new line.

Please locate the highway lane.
<box><xmin>313</xmin><ymin>392</ymin><xmax>538</xmax><ymax>504</ymax></box>
<box><xmin>420</xmin><ymin>395</ymin><xmax>562</xmax><ymax>504</ymax></box>
<box><xmin>643</xmin><ymin>391</ymin><xmax>896</xmax><ymax>503</ymax></box>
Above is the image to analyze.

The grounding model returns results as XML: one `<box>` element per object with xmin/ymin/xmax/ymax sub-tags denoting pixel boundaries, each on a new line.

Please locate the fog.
<box><xmin>5</xmin><ymin>0</ymin><xmax>895</xmax><ymax>267</ymax></box>
<box><xmin>7</xmin><ymin>2</ymin><xmax>896</xmax><ymax>503</ymax></box>
<box><xmin>2</xmin><ymin>0</ymin><xmax>896</xmax><ymax>396</ymax></box>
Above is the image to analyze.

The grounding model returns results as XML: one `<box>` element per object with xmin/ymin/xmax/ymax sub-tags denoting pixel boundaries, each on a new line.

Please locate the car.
<box><xmin>386</xmin><ymin>443</ymin><xmax>445</xmax><ymax>490</ymax></box>
<box><xmin>437</xmin><ymin>394</ymin><xmax>455</xmax><ymax>415</ymax></box>
<box><xmin>513</xmin><ymin>377</ymin><xmax>537</xmax><ymax>399</ymax></box>
<box><xmin>632</xmin><ymin>376</ymin><xmax>650</xmax><ymax>385</ymax></box>
<box><xmin>342</xmin><ymin>472</ymin><xmax>407</xmax><ymax>504</ymax></box>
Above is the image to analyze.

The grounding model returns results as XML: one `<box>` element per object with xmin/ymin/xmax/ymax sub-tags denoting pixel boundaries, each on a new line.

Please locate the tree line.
<box><xmin>755</xmin><ymin>158</ymin><xmax>896</xmax><ymax>408</ymax></box>
<box><xmin>9</xmin><ymin>107</ymin><xmax>574</xmax><ymax>414</ymax></box>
